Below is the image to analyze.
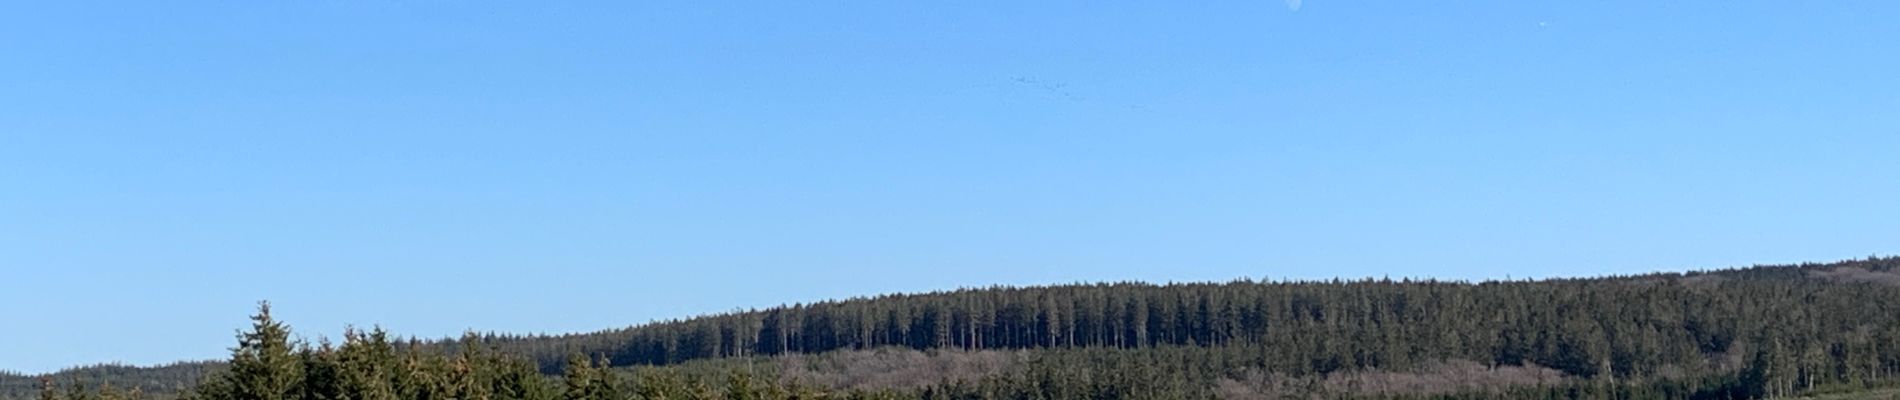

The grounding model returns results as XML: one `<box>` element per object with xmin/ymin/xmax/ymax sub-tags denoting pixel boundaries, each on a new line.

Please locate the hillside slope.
<box><xmin>8</xmin><ymin>257</ymin><xmax>1900</xmax><ymax>399</ymax></box>
<box><xmin>475</xmin><ymin>257</ymin><xmax>1900</xmax><ymax>374</ymax></box>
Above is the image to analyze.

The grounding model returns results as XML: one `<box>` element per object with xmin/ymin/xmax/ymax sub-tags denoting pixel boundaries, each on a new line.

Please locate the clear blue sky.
<box><xmin>3</xmin><ymin>1</ymin><xmax>1897</xmax><ymax>374</ymax></box>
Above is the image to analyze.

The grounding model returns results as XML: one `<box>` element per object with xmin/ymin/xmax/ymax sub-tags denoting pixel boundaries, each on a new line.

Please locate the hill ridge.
<box><xmin>7</xmin><ymin>256</ymin><xmax>1899</xmax><ymax>399</ymax></box>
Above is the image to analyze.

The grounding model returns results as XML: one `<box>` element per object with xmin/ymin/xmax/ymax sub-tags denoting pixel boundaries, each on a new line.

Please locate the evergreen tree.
<box><xmin>228</xmin><ymin>302</ymin><xmax>304</xmax><ymax>400</ymax></box>
<box><xmin>36</xmin><ymin>378</ymin><xmax>56</xmax><ymax>400</ymax></box>
<box><xmin>560</xmin><ymin>355</ymin><xmax>614</xmax><ymax>400</ymax></box>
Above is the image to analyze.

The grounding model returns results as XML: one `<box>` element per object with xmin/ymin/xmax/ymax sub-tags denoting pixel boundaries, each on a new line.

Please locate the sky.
<box><xmin>3</xmin><ymin>0</ymin><xmax>1898</xmax><ymax>374</ymax></box>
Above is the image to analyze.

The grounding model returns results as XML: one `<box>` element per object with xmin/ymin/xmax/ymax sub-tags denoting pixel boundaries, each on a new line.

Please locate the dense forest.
<box><xmin>8</xmin><ymin>257</ymin><xmax>1900</xmax><ymax>399</ymax></box>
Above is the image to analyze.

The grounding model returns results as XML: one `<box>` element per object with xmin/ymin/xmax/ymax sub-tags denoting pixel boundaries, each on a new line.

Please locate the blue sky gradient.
<box><xmin>3</xmin><ymin>1</ymin><xmax>1898</xmax><ymax>373</ymax></box>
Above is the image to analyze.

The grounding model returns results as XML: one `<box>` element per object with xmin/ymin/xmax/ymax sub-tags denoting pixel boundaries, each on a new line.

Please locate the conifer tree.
<box><xmin>36</xmin><ymin>378</ymin><xmax>57</xmax><ymax>400</ymax></box>
<box><xmin>633</xmin><ymin>370</ymin><xmax>688</xmax><ymax>400</ymax></box>
<box><xmin>228</xmin><ymin>302</ymin><xmax>304</xmax><ymax>400</ymax></box>
<box><xmin>62</xmin><ymin>380</ymin><xmax>92</xmax><ymax>400</ymax></box>
<box><xmin>337</xmin><ymin>327</ymin><xmax>398</xmax><ymax>400</ymax></box>
<box><xmin>560</xmin><ymin>355</ymin><xmax>615</xmax><ymax>400</ymax></box>
<box><xmin>300</xmin><ymin>340</ymin><xmax>342</xmax><ymax>400</ymax></box>
<box><xmin>720</xmin><ymin>373</ymin><xmax>752</xmax><ymax>400</ymax></box>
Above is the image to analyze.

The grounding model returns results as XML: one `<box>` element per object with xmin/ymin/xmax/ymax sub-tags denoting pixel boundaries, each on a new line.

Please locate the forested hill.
<box><xmin>0</xmin><ymin>363</ymin><xmax>220</xmax><ymax>399</ymax></box>
<box><xmin>469</xmin><ymin>256</ymin><xmax>1900</xmax><ymax>372</ymax></box>
<box><xmin>8</xmin><ymin>257</ymin><xmax>1900</xmax><ymax>399</ymax></box>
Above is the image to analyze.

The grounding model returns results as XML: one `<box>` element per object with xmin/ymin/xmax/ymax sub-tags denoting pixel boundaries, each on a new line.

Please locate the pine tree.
<box><xmin>561</xmin><ymin>355</ymin><xmax>615</xmax><ymax>400</ymax></box>
<box><xmin>300</xmin><ymin>340</ymin><xmax>342</xmax><ymax>400</ymax></box>
<box><xmin>228</xmin><ymin>302</ymin><xmax>304</xmax><ymax>400</ymax></box>
<box><xmin>337</xmin><ymin>327</ymin><xmax>398</xmax><ymax>400</ymax></box>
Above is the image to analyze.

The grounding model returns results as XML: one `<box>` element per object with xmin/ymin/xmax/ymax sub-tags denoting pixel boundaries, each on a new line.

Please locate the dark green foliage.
<box><xmin>173</xmin><ymin>304</ymin><xmax>564</xmax><ymax>400</ymax></box>
<box><xmin>9</xmin><ymin>256</ymin><xmax>1900</xmax><ymax>399</ymax></box>
<box><xmin>561</xmin><ymin>355</ymin><xmax>614</xmax><ymax>400</ymax></box>
<box><xmin>444</xmin><ymin>258</ymin><xmax>1900</xmax><ymax>383</ymax></box>
<box><xmin>2</xmin><ymin>364</ymin><xmax>222</xmax><ymax>400</ymax></box>
<box><xmin>226</xmin><ymin>301</ymin><xmax>303</xmax><ymax>400</ymax></box>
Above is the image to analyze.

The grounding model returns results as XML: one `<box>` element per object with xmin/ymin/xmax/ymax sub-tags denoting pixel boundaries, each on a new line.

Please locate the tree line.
<box><xmin>31</xmin><ymin>303</ymin><xmax>916</xmax><ymax>400</ymax></box>
<box><xmin>469</xmin><ymin>258</ymin><xmax>1900</xmax><ymax>394</ymax></box>
<box><xmin>11</xmin><ymin>256</ymin><xmax>1900</xmax><ymax>399</ymax></box>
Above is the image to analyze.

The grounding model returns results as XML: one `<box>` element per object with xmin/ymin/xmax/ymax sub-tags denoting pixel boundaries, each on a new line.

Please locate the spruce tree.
<box><xmin>337</xmin><ymin>327</ymin><xmax>398</xmax><ymax>400</ymax></box>
<box><xmin>229</xmin><ymin>302</ymin><xmax>304</xmax><ymax>400</ymax></box>
<box><xmin>300</xmin><ymin>341</ymin><xmax>342</xmax><ymax>400</ymax></box>
<box><xmin>560</xmin><ymin>355</ymin><xmax>615</xmax><ymax>400</ymax></box>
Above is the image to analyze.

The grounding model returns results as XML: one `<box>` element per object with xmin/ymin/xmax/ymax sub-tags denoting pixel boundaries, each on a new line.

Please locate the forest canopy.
<box><xmin>8</xmin><ymin>257</ymin><xmax>1900</xmax><ymax>399</ymax></box>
